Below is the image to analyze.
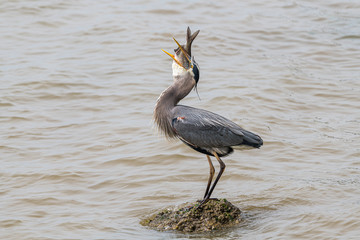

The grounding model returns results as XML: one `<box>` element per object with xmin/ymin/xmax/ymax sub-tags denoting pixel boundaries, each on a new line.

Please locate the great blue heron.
<box><xmin>154</xmin><ymin>27</ymin><xmax>263</xmax><ymax>205</ymax></box>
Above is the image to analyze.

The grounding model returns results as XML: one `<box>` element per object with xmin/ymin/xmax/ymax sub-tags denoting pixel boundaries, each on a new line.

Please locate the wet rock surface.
<box><xmin>140</xmin><ymin>199</ymin><xmax>242</xmax><ymax>232</ymax></box>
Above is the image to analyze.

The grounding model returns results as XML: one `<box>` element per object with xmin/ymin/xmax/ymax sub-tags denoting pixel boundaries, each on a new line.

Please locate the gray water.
<box><xmin>1</xmin><ymin>0</ymin><xmax>360</xmax><ymax>239</ymax></box>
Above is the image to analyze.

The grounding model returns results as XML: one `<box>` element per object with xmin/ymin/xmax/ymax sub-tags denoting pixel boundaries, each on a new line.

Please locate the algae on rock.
<box><xmin>140</xmin><ymin>199</ymin><xmax>242</xmax><ymax>232</ymax></box>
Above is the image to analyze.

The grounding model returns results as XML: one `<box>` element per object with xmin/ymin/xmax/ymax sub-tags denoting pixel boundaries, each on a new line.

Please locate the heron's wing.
<box><xmin>171</xmin><ymin>106</ymin><xmax>245</xmax><ymax>148</ymax></box>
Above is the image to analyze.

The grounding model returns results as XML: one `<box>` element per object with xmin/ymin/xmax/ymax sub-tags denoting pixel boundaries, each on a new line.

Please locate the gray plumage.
<box><xmin>154</xmin><ymin>27</ymin><xmax>262</xmax><ymax>205</ymax></box>
<box><xmin>172</xmin><ymin>105</ymin><xmax>263</xmax><ymax>157</ymax></box>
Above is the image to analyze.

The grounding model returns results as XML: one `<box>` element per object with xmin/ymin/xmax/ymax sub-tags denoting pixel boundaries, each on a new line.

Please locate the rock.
<box><xmin>140</xmin><ymin>199</ymin><xmax>242</xmax><ymax>232</ymax></box>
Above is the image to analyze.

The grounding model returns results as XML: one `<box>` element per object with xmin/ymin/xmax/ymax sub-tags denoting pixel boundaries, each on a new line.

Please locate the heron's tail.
<box><xmin>241</xmin><ymin>129</ymin><xmax>263</xmax><ymax>148</ymax></box>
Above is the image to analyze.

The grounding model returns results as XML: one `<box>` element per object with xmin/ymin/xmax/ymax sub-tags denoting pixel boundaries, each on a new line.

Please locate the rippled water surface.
<box><xmin>1</xmin><ymin>0</ymin><xmax>360</xmax><ymax>239</ymax></box>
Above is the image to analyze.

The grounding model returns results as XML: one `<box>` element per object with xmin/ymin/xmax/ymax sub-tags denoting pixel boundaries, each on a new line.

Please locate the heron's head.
<box><xmin>162</xmin><ymin>28</ymin><xmax>200</xmax><ymax>86</ymax></box>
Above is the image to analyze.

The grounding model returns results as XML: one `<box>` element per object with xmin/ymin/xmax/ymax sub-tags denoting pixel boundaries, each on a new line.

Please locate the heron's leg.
<box><xmin>203</xmin><ymin>155</ymin><xmax>215</xmax><ymax>199</ymax></box>
<box><xmin>200</xmin><ymin>152</ymin><xmax>226</xmax><ymax>206</ymax></box>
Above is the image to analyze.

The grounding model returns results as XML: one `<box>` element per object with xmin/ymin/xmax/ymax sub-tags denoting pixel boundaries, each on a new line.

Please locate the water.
<box><xmin>1</xmin><ymin>0</ymin><xmax>360</xmax><ymax>239</ymax></box>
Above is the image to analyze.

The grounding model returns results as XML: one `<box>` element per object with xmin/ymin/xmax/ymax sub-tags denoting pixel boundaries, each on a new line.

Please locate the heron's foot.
<box><xmin>196</xmin><ymin>198</ymin><xmax>218</xmax><ymax>203</ymax></box>
<box><xmin>195</xmin><ymin>197</ymin><xmax>219</xmax><ymax>209</ymax></box>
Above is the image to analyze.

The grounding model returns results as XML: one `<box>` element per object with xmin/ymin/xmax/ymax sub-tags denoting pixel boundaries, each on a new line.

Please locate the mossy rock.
<box><xmin>140</xmin><ymin>199</ymin><xmax>242</xmax><ymax>232</ymax></box>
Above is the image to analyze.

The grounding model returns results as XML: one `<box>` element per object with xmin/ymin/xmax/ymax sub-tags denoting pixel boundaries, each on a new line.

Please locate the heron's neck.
<box><xmin>154</xmin><ymin>77</ymin><xmax>194</xmax><ymax>138</ymax></box>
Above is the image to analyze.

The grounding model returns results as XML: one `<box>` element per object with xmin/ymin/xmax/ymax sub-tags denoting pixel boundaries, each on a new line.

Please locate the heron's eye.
<box><xmin>192</xmin><ymin>59</ymin><xmax>200</xmax><ymax>84</ymax></box>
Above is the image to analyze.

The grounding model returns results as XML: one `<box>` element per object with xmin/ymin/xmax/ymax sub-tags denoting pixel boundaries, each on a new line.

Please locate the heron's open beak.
<box><xmin>162</xmin><ymin>49</ymin><xmax>185</xmax><ymax>68</ymax></box>
<box><xmin>162</xmin><ymin>37</ymin><xmax>193</xmax><ymax>69</ymax></box>
<box><xmin>172</xmin><ymin>37</ymin><xmax>192</xmax><ymax>68</ymax></box>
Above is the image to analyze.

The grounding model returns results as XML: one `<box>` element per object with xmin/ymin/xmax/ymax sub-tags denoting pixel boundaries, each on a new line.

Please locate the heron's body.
<box><xmin>154</xmin><ymin>27</ymin><xmax>262</xmax><ymax>205</ymax></box>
